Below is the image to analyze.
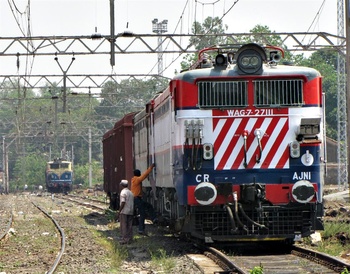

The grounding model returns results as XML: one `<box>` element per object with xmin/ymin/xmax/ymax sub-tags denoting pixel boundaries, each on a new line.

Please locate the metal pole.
<box><xmin>89</xmin><ymin>127</ymin><xmax>92</xmax><ymax>187</ymax></box>
<box><xmin>54</xmin><ymin>55</ymin><xmax>75</xmax><ymax>113</ymax></box>
<box><xmin>5</xmin><ymin>144</ymin><xmax>8</xmax><ymax>194</ymax></box>
<box><xmin>110</xmin><ymin>0</ymin><xmax>115</xmax><ymax>66</ymax></box>
<box><xmin>71</xmin><ymin>144</ymin><xmax>74</xmax><ymax>169</ymax></box>
<box><xmin>63</xmin><ymin>71</ymin><xmax>67</xmax><ymax>113</ymax></box>
<box><xmin>346</xmin><ymin>0</ymin><xmax>350</xmax><ymax>194</ymax></box>
<box><xmin>2</xmin><ymin>136</ymin><xmax>6</xmax><ymax>194</ymax></box>
<box><xmin>49</xmin><ymin>145</ymin><xmax>52</xmax><ymax>161</ymax></box>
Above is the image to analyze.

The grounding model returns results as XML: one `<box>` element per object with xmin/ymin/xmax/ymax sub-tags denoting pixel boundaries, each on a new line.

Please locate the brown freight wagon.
<box><xmin>102</xmin><ymin>113</ymin><xmax>135</xmax><ymax>210</ymax></box>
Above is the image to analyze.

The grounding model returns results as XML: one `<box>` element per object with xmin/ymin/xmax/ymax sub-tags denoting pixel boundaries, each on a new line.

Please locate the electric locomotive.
<box><xmin>103</xmin><ymin>43</ymin><xmax>325</xmax><ymax>243</ymax></box>
<box><xmin>46</xmin><ymin>158</ymin><xmax>73</xmax><ymax>193</ymax></box>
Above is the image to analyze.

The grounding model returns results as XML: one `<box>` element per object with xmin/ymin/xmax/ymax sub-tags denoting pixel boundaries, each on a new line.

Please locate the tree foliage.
<box><xmin>12</xmin><ymin>153</ymin><xmax>47</xmax><ymax>190</ymax></box>
<box><xmin>74</xmin><ymin>161</ymin><xmax>103</xmax><ymax>187</ymax></box>
<box><xmin>96</xmin><ymin>77</ymin><xmax>168</xmax><ymax>127</ymax></box>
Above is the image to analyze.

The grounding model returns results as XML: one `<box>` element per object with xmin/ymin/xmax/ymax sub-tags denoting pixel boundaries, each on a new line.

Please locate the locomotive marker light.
<box><xmin>292</xmin><ymin>180</ymin><xmax>315</xmax><ymax>203</ymax></box>
<box><xmin>202</xmin><ymin>143</ymin><xmax>213</xmax><ymax>160</ymax></box>
<box><xmin>194</xmin><ymin>182</ymin><xmax>217</xmax><ymax>205</ymax></box>
<box><xmin>290</xmin><ymin>141</ymin><xmax>300</xmax><ymax>158</ymax></box>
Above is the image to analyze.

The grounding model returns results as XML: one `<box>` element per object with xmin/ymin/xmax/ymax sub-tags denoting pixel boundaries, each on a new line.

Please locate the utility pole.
<box><xmin>152</xmin><ymin>19</ymin><xmax>168</xmax><ymax>76</ymax></box>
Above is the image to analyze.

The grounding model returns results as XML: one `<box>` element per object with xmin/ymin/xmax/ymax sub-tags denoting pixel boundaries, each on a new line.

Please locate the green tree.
<box><xmin>73</xmin><ymin>161</ymin><xmax>103</xmax><ymax>187</ymax></box>
<box><xmin>96</xmin><ymin>77</ymin><xmax>168</xmax><ymax>130</ymax></box>
<box><xmin>12</xmin><ymin>153</ymin><xmax>47</xmax><ymax>190</ymax></box>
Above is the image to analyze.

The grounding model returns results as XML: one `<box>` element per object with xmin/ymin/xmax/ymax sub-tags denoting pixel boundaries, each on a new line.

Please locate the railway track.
<box><xmin>0</xmin><ymin>194</ymin><xmax>63</xmax><ymax>273</ymax></box>
<box><xmin>61</xmin><ymin>192</ymin><xmax>350</xmax><ymax>273</ymax></box>
<box><xmin>192</xmin><ymin>242</ymin><xmax>350</xmax><ymax>274</ymax></box>
<box><xmin>31</xmin><ymin>200</ymin><xmax>66</xmax><ymax>274</ymax></box>
<box><xmin>0</xmin><ymin>193</ymin><xmax>116</xmax><ymax>273</ymax></box>
<box><xmin>55</xmin><ymin>193</ymin><xmax>109</xmax><ymax>212</ymax></box>
<box><xmin>0</xmin><ymin>196</ymin><xmax>13</xmax><ymax>242</ymax></box>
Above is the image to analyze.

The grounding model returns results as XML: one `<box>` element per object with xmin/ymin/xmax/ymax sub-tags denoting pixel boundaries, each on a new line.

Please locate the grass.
<box><xmin>322</xmin><ymin>221</ymin><xmax>350</xmax><ymax>238</ymax></box>
<box><xmin>250</xmin><ymin>265</ymin><xmax>264</xmax><ymax>274</ymax></box>
<box><xmin>149</xmin><ymin>247</ymin><xmax>176</xmax><ymax>272</ymax></box>
<box><xmin>111</xmin><ymin>241</ymin><xmax>129</xmax><ymax>269</ymax></box>
<box><xmin>316</xmin><ymin>221</ymin><xmax>350</xmax><ymax>256</ymax></box>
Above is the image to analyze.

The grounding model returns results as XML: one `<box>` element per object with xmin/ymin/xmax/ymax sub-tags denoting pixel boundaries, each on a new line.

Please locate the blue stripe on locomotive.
<box><xmin>173</xmin><ymin>144</ymin><xmax>322</xmax><ymax>205</ymax></box>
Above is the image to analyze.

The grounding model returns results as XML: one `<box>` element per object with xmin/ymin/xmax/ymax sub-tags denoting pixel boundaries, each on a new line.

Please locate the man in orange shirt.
<box><xmin>131</xmin><ymin>163</ymin><xmax>157</xmax><ymax>235</ymax></box>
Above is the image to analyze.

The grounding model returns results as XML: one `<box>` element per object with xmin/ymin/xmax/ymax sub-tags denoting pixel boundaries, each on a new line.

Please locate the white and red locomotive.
<box><xmin>103</xmin><ymin>43</ymin><xmax>325</xmax><ymax>243</ymax></box>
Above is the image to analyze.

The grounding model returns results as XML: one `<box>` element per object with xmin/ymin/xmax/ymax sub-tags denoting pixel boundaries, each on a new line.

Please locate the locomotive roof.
<box><xmin>173</xmin><ymin>64</ymin><xmax>321</xmax><ymax>84</ymax></box>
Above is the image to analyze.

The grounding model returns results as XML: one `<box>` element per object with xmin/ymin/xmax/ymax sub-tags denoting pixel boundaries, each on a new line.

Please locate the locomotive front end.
<box><xmin>173</xmin><ymin>43</ymin><xmax>324</xmax><ymax>243</ymax></box>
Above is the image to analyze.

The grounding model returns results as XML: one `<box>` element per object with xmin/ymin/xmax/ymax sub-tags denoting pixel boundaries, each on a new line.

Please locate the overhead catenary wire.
<box><xmin>294</xmin><ymin>0</ymin><xmax>326</xmax><ymax>54</ymax></box>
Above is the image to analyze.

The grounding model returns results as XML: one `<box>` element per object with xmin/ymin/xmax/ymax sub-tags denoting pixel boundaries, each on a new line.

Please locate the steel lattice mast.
<box><xmin>152</xmin><ymin>19</ymin><xmax>168</xmax><ymax>76</ymax></box>
<box><xmin>337</xmin><ymin>0</ymin><xmax>348</xmax><ymax>190</ymax></box>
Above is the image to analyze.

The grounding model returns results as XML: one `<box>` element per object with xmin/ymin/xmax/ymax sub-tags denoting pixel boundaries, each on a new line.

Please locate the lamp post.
<box><xmin>152</xmin><ymin>19</ymin><xmax>168</xmax><ymax>76</ymax></box>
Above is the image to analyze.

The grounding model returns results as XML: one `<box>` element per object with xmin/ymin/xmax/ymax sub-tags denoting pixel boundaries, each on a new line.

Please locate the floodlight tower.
<box><xmin>152</xmin><ymin>18</ymin><xmax>168</xmax><ymax>76</ymax></box>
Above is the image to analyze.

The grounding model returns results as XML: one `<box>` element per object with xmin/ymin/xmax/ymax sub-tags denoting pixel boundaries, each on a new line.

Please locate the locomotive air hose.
<box><xmin>191</xmin><ymin>138</ymin><xmax>195</xmax><ymax>170</ymax></box>
<box><xmin>183</xmin><ymin>139</ymin><xmax>190</xmax><ymax>171</ymax></box>
<box><xmin>238</xmin><ymin>203</ymin><xmax>267</xmax><ymax>229</ymax></box>
<box><xmin>234</xmin><ymin>199</ymin><xmax>248</xmax><ymax>232</ymax></box>
<box><xmin>224</xmin><ymin>204</ymin><xmax>237</xmax><ymax>233</ymax></box>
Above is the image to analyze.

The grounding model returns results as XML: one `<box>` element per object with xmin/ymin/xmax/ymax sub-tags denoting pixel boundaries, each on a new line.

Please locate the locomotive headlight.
<box><xmin>292</xmin><ymin>180</ymin><xmax>315</xmax><ymax>203</ymax></box>
<box><xmin>203</xmin><ymin>143</ymin><xmax>213</xmax><ymax>160</ymax></box>
<box><xmin>236</xmin><ymin>43</ymin><xmax>266</xmax><ymax>75</ymax></box>
<box><xmin>237</xmin><ymin>51</ymin><xmax>263</xmax><ymax>74</ymax></box>
<box><xmin>251</xmin><ymin>56</ymin><xmax>259</xmax><ymax>66</ymax></box>
<box><xmin>290</xmin><ymin>141</ymin><xmax>300</xmax><ymax>158</ymax></box>
<box><xmin>194</xmin><ymin>182</ymin><xmax>217</xmax><ymax>205</ymax></box>
<box><xmin>241</xmin><ymin>57</ymin><xmax>250</xmax><ymax>66</ymax></box>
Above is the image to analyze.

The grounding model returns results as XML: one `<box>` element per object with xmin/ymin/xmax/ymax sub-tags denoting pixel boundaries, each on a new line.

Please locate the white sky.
<box><xmin>0</xmin><ymin>0</ymin><xmax>338</xmax><ymax>83</ymax></box>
